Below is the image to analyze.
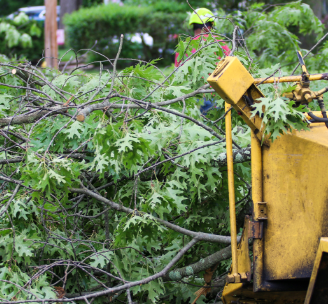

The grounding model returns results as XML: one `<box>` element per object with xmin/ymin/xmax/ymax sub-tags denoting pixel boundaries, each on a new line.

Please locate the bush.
<box><xmin>0</xmin><ymin>12</ymin><xmax>44</xmax><ymax>63</ymax></box>
<box><xmin>64</xmin><ymin>2</ymin><xmax>187</xmax><ymax>65</ymax></box>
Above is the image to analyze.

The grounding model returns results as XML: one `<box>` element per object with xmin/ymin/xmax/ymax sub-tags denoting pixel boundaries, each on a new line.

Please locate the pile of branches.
<box><xmin>1</xmin><ymin>7</ymin><xmax>312</xmax><ymax>300</ymax></box>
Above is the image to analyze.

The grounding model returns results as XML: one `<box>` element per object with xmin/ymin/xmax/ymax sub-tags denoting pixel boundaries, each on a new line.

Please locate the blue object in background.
<box><xmin>7</xmin><ymin>6</ymin><xmax>60</xmax><ymax>22</ymax></box>
<box><xmin>199</xmin><ymin>97</ymin><xmax>216</xmax><ymax>115</ymax></box>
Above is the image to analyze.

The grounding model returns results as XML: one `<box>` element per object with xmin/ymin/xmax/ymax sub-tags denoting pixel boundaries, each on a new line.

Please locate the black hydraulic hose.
<box><xmin>243</xmin><ymin>95</ymin><xmax>253</xmax><ymax>107</ymax></box>
<box><xmin>318</xmin><ymin>98</ymin><xmax>328</xmax><ymax>128</ymax></box>
<box><xmin>309</xmin><ymin>119</ymin><xmax>324</xmax><ymax>123</ymax></box>
<box><xmin>243</xmin><ymin>94</ymin><xmax>264</xmax><ymax>117</ymax></box>
<box><xmin>308</xmin><ymin>111</ymin><xmax>328</xmax><ymax>123</ymax></box>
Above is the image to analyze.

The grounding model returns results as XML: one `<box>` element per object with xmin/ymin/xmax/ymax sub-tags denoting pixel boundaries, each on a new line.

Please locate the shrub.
<box><xmin>0</xmin><ymin>12</ymin><xmax>44</xmax><ymax>63</ymax></box>
<box><xmin>64</xmin><ymin>2</ymin><xmax>187</xmax><ymax>65</ymax></box>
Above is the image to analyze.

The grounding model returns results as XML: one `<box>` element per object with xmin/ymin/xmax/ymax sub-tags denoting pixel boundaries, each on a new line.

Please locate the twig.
<box><xmin>291</xmin><ymin>32</ymin><xmax>328</xmax><ymax>75</ymax></box>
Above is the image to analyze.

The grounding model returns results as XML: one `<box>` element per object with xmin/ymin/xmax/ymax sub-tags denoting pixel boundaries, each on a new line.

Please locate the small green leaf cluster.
<box><xmin>251</xmin><ymin>64</ymin><xmax>309</xmax><ymax>141</ymax></box>
<box><xmin>0</xmin><ymin>12</ymin><xmax>43</xmax><ymax>62</ymax></box>
<box><xmin>216</xmin><ymin>1</ymin><xmax>325</xmax><ymax>69</ymax></box>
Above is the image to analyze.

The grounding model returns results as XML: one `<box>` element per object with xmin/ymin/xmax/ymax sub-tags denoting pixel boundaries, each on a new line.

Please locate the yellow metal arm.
<box><xmin>225</xmin><ymin>102</ymin><xmax>239</xmax><ymax>282</ymax></box>
<box><xmin>254</xmin><ymin>73</ymin><xmax>328</xmax><ymax>84</ymax></box>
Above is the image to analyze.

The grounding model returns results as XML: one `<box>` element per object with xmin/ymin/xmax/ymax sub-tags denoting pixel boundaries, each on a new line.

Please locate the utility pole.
<box><xmin>45</xmin><ymin>0</ymin><xmax>58</xmax><ymax>69</ymax></box>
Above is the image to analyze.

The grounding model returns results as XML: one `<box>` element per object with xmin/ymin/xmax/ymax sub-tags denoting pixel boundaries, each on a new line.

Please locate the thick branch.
<box><xmin>163</xmin><ymin>245</ymin><xmax>231</xmax><ymax>282</ymax></box>
<box><xmin>70</xmin><ymin>187</ymin><xmax>235</xmax><ymax>244</ymax></box>
<box><xmin>0</xmin><ymin>106</ymin><xmax>67</xmax><ymax>127</ymax></box>
<box><xmin>0</xmin><ymin>158</ymin><xmax>24</xmax><ymax>165</ymax></box>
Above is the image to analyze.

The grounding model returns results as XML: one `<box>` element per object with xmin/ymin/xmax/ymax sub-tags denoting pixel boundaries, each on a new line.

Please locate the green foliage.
<box><xmin>216</xmin><ymin>1</ymin><xmax>325</xmax><ymax>69</ymax></box>
<box><xmin>0</xmin><ymin>0</ymin><xmax>44</xmax><ymax>17</ymax></box>
<box><xmin>252</xmin><ymin>91</ymin><xmax>309</xmax><ymax>141</ymax></box>
<box><xmin>64</xmin><ymin>2</ymin><xmax>187</xmax><ymax>65</ymax></box>
<box><xmin>246</xmin><ymin>63</ymin><xmax>309</xmax><ymax>141</ymax></box>
<box><xmin>0</xmin><ymin>12</ymin><xmax>43</xmax><ymax>63</ymax></box>
<box><xmin>0</xmin><ymin>31</ymin><xmax>248</xmax><ymax>303</ymax></box>
<box><xmin>0</xmin><ymin>2</ymin><xmax>327</xmax><ymax>304</ymax></box>
<box><xmin>82</xmin><ymin>0</ymin><xmax>103</xmax><ymax>8</ymax></box>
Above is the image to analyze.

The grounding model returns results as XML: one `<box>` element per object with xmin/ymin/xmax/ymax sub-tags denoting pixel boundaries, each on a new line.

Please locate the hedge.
<box><xmin>0</xmin><ymin>16</ymin><xmax>44</xmax><ymax>64</ymax></box>
<box><xmin>64</xmin><ymin>2</ymin><xmax>188</xmax><ymax>65</ymax></box>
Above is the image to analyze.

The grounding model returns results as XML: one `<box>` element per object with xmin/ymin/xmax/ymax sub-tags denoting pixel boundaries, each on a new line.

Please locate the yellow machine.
<box><xmin>207</xmin><ymin>53</ymin><xmax>328</xmax><ymax>304</ymax></box>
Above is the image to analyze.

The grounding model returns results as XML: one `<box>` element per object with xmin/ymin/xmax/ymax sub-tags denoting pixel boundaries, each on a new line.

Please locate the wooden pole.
<box><xmin>45</xmin><ymin>0</ymin><xmax>58</xmax><ymax>69</ymax></box>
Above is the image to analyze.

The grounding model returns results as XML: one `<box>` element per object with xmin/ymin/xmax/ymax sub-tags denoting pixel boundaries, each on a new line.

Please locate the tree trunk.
<box><xmin>303</xmin><ymin>0</ymin><xmax>323</xmax><ymax>19</ymax></box>
<box><xmin>59</xmin><ymin>0</ymin><xmax>83</xmax><ymax>29</ymax></box>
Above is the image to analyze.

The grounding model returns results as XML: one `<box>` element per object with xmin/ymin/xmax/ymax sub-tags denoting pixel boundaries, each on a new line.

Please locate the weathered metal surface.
<box><xmin>222</xmin><ymin>282</ymin><xmax>306</xmax><ymax>304</ymax></box>
<box><xmin>248</xmin><ymin>221</ymin><xmax>264</xmax><ymax>239</ymax></box>
<box><xmin>251</xmin><ymin>131</ymin><xmax>264</xmax><ymax>292</ymax></box>
<box><xmin>207</xmin><ymin>57</ymin><xmax>254</xmax><ymax>104</ymax></box>
<box><xmin>254</xmin><ymin>202</ymin><xmax>267</xmax><ymax>221</ymax></box>
<box><xmin>305</xmin><ymin>237</ymin><xmax>328</xmax><ymax>303</ymax></box>
<box><xmin>209</xmin><ymin>56</ymin><xmax>328</xmax><ymax>302</ymax></box>
<box><xmin>237</xmin><ymin>216</ymin><xmax>252</xmax><ymax>281</ymax></box>
<box><xmin>224</xmin><ymin>216</ymin><xmax>251</xmax><ymax>292</ymax></box>
<box><xmin>261</xmin><ymin>123</ymin><xmax>328</xmax><ymax>283</ymax></box>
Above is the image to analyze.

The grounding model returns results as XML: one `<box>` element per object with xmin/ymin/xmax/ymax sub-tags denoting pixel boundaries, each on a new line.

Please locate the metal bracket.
<box><xmin>226</xmin><ymin>273</ymin><xmax>241</xmax><ymax>283</ymax></box>
<box><xmin>248</xmin><ymin>221</ymin><xmax>264</xmax><ymax>239</ymax></box>
<box><xmin>254</xmin><ymin>202</ymin><xmax>267</xmax><ymax>221</ymax></box>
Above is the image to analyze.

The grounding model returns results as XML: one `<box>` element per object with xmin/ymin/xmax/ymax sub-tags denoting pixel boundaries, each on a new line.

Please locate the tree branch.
<box><xmin>0</xmin><ymin>239</ymin><xmax>199</xmax><ymax>303</ymax></box>
<box><xmin>0</xmin><ymin>106</ymin><xmax>67</xmax><ymax>127</ymax></box>
<box><xmin>0</xmin><ymin>158</ymin><xmax>24</xmax><ymax>165</ymax></box>
<box><xmin>76</xmin><ymin>85</ymin><xmax>212</xmax><ymax>122</ymax></box>
<box><xmin>163</xmin><ymin>245</ymin><xmax>231</xmax><ymax>282</ymax></box>
<box><xmin>70</xmin><ymin>187</ymin><xmax>236</xmax><ymax>244</ymax></box>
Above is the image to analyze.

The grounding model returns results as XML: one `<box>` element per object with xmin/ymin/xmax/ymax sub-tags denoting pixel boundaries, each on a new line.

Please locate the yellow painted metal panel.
<box><xmin>237</xmin><ymin>217</ymin><xmax>251</xmax><ymax>277</ymax></box>
<box><xmin>222</xmin><ymin>283</ymin><xmax>243</xmax><ymax>304</ymax></box>
<box><xmin>251</xmin><ymin>131</ymin><xmax>264</xmax><ymax>291</ymax></box>
<box><xmin>262</xmin><ymin>124</ymin><xmax>328</xmax><ymax>281</ymax></box>
<box><xmin>207</xmin><ymin>56</ymin><xmax>254</xmax><ymax>104</ymax></box>
<box><xmin>207</xmin><ymin>57</ymin><xmax>266</xmax><ymax>143</ymax></box>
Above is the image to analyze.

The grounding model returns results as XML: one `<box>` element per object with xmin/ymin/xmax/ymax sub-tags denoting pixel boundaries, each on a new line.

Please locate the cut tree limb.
<box><xmin>163</xmin><ymin>245</ymin><xmax>231</xmax><ymax>282</ymax></box>
<box><xmin>0</xmin><ymin>106</ymin><xmax>67</xmax><ymax>127</ymax></box>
